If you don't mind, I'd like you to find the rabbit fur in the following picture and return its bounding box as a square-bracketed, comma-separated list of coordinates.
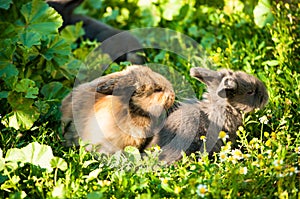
[61, 65, 175, 154]
[46, 0, 144, 64]
[145, 67, 269, 163]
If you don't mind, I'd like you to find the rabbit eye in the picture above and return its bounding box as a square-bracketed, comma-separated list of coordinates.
[247, 90, 255, 95]
[154, 87, 163, 92]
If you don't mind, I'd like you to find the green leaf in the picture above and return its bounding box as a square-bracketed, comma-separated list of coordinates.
[162, 0, 183, 20]
[50, 157, 68, 171]
[0, 39, 18, 83]
[42, 36, 71, 66]
[60, 22, 84, 44]
[51, 184, 66, 199]
[87, 192, 104, 199]
[4, 92, 40, 130]
[124, 146, 142, 163]
[0, 0, 12, 10]
[41, 82, 70, 100]
[20, 0, 62, 35]
[9, 191, 27, 199]
[0, 148, 4, 172]
[5, 109, 38, 130]
[85, 168, 102, 182]
[154, 51, 166, 62]
[0, 38, 15, 54]
[34, 100, 50, 115]
[19, 31, 41, 48]
[175, 4, 190, 20]
[5, 142, 54, 172]
[0, 158, 4, 172]
[262, 60, 279, 67]
[161, 182, 174, 193]
[62, 58, 83, 77]
[0, 22, 17, 40]
[0, 91, 8, 98]
[201, 33, 216, 49]
[224, 0, 244, 14]
[1, 176, 20, 191]
[14, 79, 39, 99]
[0, 63, 18, 80]
[140, 7, 160, 27]
[253, 0, 274, 28]
[82, 160, 98, 168]
[188, 25, 199, 37]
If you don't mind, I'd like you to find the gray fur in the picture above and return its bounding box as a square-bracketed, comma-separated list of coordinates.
[145, 67, 269, 163]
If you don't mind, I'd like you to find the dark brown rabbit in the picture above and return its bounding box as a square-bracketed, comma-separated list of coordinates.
[46, 0, 144, 64]
[145, 67, 269, 163]
[61, 65, 175, 154]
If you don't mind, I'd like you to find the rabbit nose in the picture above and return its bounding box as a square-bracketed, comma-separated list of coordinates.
[168, 92, 175, 101]
[165, 92, 175, 108]
[223, 77, 237, 89]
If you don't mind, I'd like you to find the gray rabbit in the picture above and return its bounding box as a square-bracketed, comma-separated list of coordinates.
[145, 67, 269, 163]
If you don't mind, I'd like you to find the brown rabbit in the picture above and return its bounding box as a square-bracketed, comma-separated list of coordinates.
[145, 67, 269, 163]
[61, 65, 175, 154]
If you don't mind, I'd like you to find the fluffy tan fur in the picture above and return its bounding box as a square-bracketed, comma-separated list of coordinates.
[61, 65, 175, 154]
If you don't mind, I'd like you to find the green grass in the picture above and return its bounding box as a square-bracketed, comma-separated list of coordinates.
[0, 0, 299, 198]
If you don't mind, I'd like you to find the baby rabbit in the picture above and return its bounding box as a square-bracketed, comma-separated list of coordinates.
[46, 0, 144, 64]
[61, 65, 175, 154]
[145, 67, 269, 163]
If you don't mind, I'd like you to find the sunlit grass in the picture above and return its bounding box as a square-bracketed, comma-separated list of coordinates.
[0, 0, 299, 198]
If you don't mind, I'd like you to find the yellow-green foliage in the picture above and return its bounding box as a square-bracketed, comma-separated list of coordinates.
[0, 0, 299, 198]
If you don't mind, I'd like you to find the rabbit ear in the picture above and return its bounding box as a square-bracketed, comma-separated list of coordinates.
[95, 74, 136, 96]
[217, 77, 237, 98]
[190, 67, 220, 85]
[96, 78, 119, 95]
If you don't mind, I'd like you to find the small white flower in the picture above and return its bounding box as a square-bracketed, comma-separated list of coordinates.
[221, 142, 232, 153]
[273, 159, 284, 171]
[249, 138, 259, 144]
[228, 156, 238, 164]
[265, 150, 273, 157]
[295, 147, 300, 154]
[99, 180, 111, 187]
[219, 151, 227, 162]
[196, 184, 208, 197]
[259, 115, 269, 124]
[200, 136, 207, 142]
[160, 178, 169, 184]
[288, 167, 299, 176]
[273, 159, 283, 166]
[218, 131, 229, 142]
[232, 149, 243, 160]
[252, 161, 260, 168]
[239, 167, 248, 175]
